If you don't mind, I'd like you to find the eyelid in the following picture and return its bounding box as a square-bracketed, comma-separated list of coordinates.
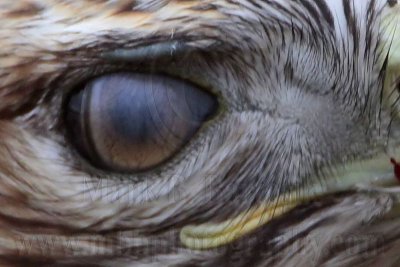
[100, 40, 190, 62]
[98, 41, 222, 98]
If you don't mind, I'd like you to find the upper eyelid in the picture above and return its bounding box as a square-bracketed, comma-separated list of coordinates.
[57, 38, 224, 114]
[98, 36, 225, 64]
[100, 40, 191, 62]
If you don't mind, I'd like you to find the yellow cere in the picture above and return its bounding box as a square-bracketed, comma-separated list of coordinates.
[180, 198, 299, 250]
[382, 3, 400, 117]
[383, 3, 400, 68]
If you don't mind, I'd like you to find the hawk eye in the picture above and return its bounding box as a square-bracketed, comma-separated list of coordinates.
[66, 73, 218, 172]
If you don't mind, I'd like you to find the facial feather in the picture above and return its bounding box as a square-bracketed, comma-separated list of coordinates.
[0, 0, 400, 266]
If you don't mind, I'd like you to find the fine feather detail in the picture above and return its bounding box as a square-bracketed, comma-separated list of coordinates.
[0, 1, 400, 266]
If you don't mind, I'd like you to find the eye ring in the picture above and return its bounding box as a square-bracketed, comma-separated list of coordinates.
[65, 72, 218, 173]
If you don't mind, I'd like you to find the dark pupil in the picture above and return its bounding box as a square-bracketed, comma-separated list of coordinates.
[67, 73, 217, 172]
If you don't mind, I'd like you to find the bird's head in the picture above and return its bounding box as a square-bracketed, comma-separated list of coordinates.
[1, 1, 400, 266]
